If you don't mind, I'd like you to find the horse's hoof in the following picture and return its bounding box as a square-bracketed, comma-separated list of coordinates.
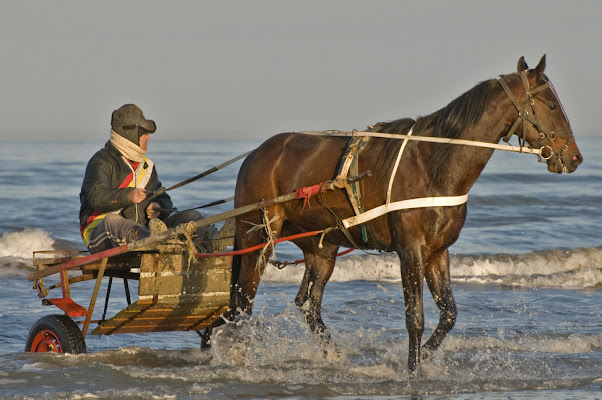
[200, 338, 211, 350]
[198, 329, 212, 350]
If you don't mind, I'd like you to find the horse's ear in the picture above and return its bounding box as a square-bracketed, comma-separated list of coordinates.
[517, 56, 528, 71]
[534, 54, 547, 78]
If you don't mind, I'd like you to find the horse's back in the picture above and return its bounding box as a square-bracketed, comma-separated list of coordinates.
[235, 133, 349, 206]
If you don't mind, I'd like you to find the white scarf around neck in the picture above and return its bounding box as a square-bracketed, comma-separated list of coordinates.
[110, 130, 147, 162]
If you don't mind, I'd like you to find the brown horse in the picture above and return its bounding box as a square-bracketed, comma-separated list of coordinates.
[227, 55, 582, 371]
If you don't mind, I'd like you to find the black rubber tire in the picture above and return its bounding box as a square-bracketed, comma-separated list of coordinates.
[25, 314, 87, 354]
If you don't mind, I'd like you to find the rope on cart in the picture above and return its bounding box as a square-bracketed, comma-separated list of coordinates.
[194, 228, 356, 268]
[270, 248, 355, 269]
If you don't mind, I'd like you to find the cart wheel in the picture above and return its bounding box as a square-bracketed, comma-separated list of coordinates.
[25, 315, 87, 354]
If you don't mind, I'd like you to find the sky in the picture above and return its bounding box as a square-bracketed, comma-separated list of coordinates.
[1, 1, 600, 141]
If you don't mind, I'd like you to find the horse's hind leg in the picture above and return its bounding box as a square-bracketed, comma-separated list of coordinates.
[293, 236, 339, 337]
[423, 249, 457, 352]
[230, 208, 284, 316]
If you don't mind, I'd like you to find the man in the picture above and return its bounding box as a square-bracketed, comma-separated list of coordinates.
[79, 103, 215, 253]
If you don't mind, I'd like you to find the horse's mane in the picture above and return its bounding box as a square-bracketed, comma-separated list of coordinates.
[372, 79, 496, 185]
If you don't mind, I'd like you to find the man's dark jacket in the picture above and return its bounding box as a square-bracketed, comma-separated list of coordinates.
[79, 142, 173, 230]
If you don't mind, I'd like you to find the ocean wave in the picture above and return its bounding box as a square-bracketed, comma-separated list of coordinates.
[0, 228, 55, 258]
[0, 229, 56, 277]
[451, 247, 602, 289]
[263, 247, 602, 289]
[2, 228, 600, 289]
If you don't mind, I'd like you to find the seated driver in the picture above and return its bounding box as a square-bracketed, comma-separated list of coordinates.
[79, 103, 215, 253]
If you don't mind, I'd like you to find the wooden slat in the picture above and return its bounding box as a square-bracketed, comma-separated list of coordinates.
[89, 243, 232, 336]
[92, 304, 228, 334]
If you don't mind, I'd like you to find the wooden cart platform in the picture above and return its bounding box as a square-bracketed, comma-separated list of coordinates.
[91, 250, 231, 335]
[26, 229, 233, 353]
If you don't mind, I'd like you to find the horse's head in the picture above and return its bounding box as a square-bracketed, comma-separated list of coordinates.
[499, 55, 583, 173]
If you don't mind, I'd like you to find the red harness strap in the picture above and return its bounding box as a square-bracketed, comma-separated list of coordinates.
[295, 183, 325, 214]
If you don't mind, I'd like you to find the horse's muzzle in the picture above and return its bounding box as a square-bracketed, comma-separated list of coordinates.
[549, 151, 583, 173]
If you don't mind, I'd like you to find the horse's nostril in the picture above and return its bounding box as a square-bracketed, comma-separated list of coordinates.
[572, 154, 583, 165]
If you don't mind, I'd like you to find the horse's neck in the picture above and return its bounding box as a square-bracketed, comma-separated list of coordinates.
[434, 86, 517, 195]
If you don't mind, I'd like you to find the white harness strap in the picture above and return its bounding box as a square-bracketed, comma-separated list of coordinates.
[386, 125, 414, 205]
[342, 194, 468, 229]
[298, 130, 543, 156]
[316, 126, 467, 230]
[336, 135, 371, 219]
[291, 129, 544, 231]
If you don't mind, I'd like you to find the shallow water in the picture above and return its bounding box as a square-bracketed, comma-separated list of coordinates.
[0, 138, 600, 399]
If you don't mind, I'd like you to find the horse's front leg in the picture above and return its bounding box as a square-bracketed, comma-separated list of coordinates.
[424, 248, 457, 352]
[293, 237, 339, 338]
[398, 245, 426, 372]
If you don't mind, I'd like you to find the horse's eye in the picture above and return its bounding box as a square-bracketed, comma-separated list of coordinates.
[548, 103, 558, 110]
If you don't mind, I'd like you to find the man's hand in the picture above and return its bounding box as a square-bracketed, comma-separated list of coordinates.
[146, 202, 161, 219]
[128, 188, 147, 204]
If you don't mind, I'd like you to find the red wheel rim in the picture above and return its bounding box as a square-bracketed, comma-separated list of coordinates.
[30, 330, 62, 353]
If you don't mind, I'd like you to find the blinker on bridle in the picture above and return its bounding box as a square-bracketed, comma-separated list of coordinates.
[498, 70, 573, 161]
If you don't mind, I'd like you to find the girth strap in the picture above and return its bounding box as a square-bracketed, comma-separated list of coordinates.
[342, 194, 469, 229]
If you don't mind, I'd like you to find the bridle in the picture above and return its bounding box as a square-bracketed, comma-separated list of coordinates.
[498, 70, 574, 160]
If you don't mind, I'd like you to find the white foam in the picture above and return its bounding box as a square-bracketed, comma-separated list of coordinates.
[441, 333, 602, 355]
[71, 394, 100, 399]
[452, 247, 602, 289]
[0, 229, 55, 259]
[4, 226, 599, 289]
[262, 252, 402, 284]
[0, 229, 56, 276]
[262, 247, 602, 289]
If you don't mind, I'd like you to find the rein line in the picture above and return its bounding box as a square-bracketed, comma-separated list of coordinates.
[148, 150, 252, 202]
[153, 120, 543, 210]
[296, 130, 544, 156]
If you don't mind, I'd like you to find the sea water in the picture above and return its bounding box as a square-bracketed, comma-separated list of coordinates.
[0, 137, 600, 399]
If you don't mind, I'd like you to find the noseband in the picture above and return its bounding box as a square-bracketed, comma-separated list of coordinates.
[498, 71, 573, 160]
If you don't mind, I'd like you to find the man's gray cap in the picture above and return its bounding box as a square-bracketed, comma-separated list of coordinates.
[111, 104, 156, 145]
